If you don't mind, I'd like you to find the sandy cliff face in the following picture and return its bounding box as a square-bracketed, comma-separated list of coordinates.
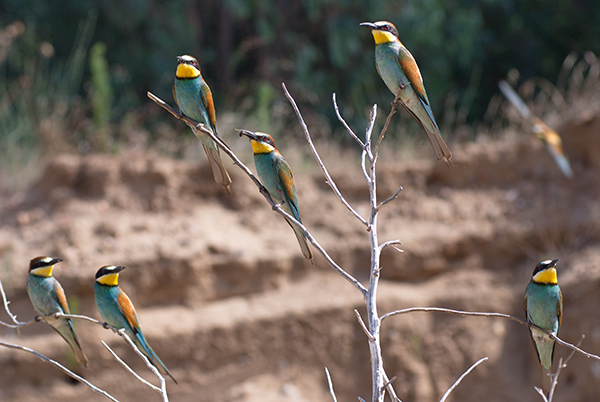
[1, 116, 600, 402]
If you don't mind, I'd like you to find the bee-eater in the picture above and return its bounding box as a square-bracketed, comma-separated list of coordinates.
[173, 54, 232, 195]
[94, 265, 177, 383]
[498, 80, 573, 178]
[239, 130, 313, 262]
[360, 21, 452, 165]
[524, 258, 563, 394]
[26, 256, 88, 368]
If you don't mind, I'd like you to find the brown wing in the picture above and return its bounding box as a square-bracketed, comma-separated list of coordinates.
[172, 85, 179, 108]
[54, 281, 70, 314]
[398, 51, 427, 102]
[117, 288, 140, 331]
[200, 79, 217, 131]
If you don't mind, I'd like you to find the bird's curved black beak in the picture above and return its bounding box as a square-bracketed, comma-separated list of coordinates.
[112, 265, 126, 274]
[360, 22, 377, 29]
[176, 56, 183, 64]
[238, 129, 257, 140]
[49, 258, 64, 265]
[550, 259, 559, 267]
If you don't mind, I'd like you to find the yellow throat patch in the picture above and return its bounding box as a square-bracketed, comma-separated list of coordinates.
[532, 267, 558, 285]
[250, 139, 275, 154]
[30, 265, 54, 278]
[97, 273, 120, 286]
[176, 63, 200, 79]
[372, 30, 397, 45]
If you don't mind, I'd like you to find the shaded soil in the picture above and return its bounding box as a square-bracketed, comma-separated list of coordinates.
[1, 115, 600, 402]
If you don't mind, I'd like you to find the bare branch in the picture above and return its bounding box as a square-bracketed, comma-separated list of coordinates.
[381, 307, 600, 361]
[376, 185, 403, 211]
[354, 309, 375, 341]
[439, 357, 488, 402]
[378, 240, 404, 253]
[374, 90, 401, 156]
[382, 371, 403, 402]
[282, 84, 368, 227]
[332, 93, 365, 148]
[0, 280, 35, 328]
[102, 341, 163, 394]
[543, 335, 584, 402]
[364, 106, 377, 158]
[0, 341, 120, 402]
[324, 367, 338, 402]
[148, 90, 368, 296]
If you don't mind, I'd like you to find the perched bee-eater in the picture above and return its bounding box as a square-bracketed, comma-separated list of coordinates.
[498, 80, 573, 178]
[173, 55, 232, 195]
[524, 258, 563, 394]
[94, 265, 177, 383]
[239, 130, 313, 262]
[26, 256, 88, 368]
[360, 21, 452, 165]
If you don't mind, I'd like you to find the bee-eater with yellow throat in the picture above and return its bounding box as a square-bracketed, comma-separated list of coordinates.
[27, 256, 88, 367]
[524, 258, 563, 394]
[94, 265, 177, 383]
[174, 55, 232, 195]
[239, 130, 313, 262]
[361, 21, 452, 164]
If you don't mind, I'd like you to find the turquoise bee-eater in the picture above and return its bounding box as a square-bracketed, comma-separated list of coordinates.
[360, 21, 452, 165]
[498, 80, 573, 178]
[26, 256, 88, 368]
[524, 258, 563, 394]
[239, 130, 313, 262]
[94, 265, 177, 383]
[173, 55, 232, 195]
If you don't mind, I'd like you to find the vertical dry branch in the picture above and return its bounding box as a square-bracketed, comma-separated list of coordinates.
[283, 84, 400, 402]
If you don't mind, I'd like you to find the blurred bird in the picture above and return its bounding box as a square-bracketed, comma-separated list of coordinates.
[360, 21, 452, 165]
[174, 54, 232, 195]
[239, 130, 313, 262]
[94, 265, 177, 383]
[498, 80, 573, 178]
[524, 258, 563, 395]
[26, 256, 88, 368]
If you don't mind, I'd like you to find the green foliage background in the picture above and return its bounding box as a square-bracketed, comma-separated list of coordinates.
[1, 0, 599, 158]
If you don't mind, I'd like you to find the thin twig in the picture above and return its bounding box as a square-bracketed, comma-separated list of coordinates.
[541, 335, 584, 402]
[0, 341, 119, 402]
[439, 357, 488, 402]
[354, 309, 375, 341]
[102, 341, 162, 393]
[324, 367, 338, 402]
[0, 280, 32, 328]
[332, 93, 365, 148]
[376, 185, 403, 211]
[374, 90, 402, 156]
[382, 371, 403, 402]
[382, 307, 600, 361]
[148, 90, 368, 296]
[378, 240, 404, 253]
[282, 84, 368, 227]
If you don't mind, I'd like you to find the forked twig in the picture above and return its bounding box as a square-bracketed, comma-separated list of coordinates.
[536, 336, 584, 402]
[282, 84, 369, 228]
[439, 357, 488, 402]
[148, 90, 368, 296]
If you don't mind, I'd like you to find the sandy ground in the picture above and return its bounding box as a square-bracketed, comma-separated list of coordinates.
[1, 114, 600, 402]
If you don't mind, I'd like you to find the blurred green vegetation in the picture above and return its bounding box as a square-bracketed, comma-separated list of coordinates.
[1, 0, 599, 172]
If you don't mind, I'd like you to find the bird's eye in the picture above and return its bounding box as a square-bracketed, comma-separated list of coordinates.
[383, 25, 389, 30]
